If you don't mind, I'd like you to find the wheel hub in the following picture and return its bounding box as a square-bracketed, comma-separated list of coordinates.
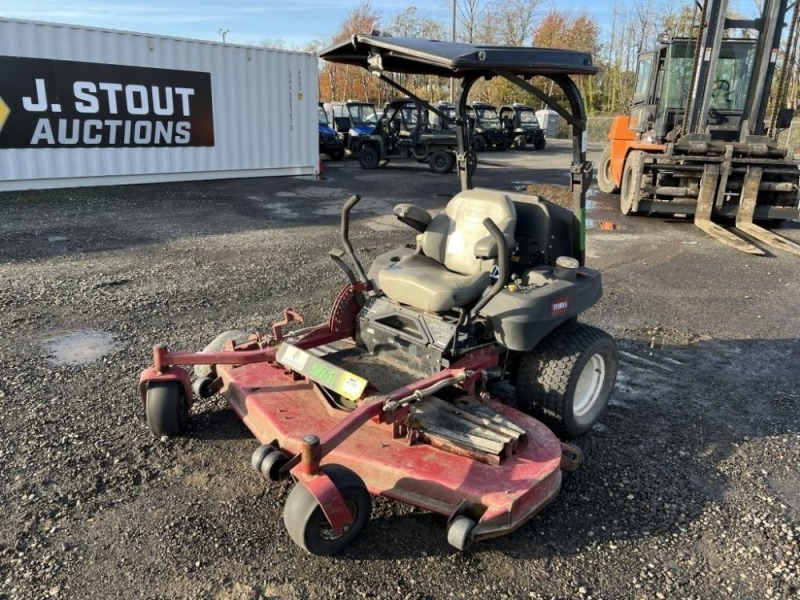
[573, 353, 606, 418]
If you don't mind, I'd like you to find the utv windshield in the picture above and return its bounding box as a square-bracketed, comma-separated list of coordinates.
[476, 107, 501, 128]
[519, 109, 540, 126]
[660, 39, 756, 112]
[347, 104, 378, 126]
[318, 106, 330, 125]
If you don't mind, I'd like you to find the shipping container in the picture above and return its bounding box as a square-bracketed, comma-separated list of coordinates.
[0, 18, 319, 191]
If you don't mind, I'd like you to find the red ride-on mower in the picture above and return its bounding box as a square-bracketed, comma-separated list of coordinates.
[138, 35, 617, 555]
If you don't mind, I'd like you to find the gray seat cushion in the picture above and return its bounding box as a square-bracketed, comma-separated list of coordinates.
[378, 188, 517, 313]
[378, 254, 491, 313]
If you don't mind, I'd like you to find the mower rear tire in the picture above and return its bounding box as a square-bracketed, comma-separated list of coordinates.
[516, 322, 618, 439]
[597, 146, 619, 193]
[260, 450, 289, 482]
[447, 516, 476, 551]
[145, 381, 188, 437]
[283, 464, 371, 556]
[194, 330, 251, 379]
[358, 146, 380, 170]
[429, 150, 455, 174]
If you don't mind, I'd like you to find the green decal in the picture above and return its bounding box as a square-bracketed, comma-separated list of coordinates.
[309, 361, 337, 386]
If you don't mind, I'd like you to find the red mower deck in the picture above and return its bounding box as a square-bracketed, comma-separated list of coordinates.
[217, 356, 565, 541]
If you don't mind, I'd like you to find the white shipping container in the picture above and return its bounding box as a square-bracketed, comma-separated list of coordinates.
[0, 18, 319, 191]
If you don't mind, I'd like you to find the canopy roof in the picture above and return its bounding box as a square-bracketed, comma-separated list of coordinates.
[319, 34, 597, 78]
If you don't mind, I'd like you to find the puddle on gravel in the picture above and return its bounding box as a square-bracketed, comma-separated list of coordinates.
[42, 330, 117, 366]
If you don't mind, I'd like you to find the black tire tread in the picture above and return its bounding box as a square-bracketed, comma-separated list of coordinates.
[145, 382, 188, 437]
[597, 146, 619, 194]
[516, 321, 617, 439]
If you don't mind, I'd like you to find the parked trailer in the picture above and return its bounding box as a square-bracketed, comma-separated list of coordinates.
[0, 19, 318, 191]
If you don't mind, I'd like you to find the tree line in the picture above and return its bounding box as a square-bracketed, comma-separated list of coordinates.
[300, 0, 799, 119]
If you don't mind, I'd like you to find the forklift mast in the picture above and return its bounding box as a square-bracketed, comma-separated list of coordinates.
[685, 0, 791, 138]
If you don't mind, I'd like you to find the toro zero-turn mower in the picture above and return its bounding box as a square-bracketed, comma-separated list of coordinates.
[138, 35, 618, 555]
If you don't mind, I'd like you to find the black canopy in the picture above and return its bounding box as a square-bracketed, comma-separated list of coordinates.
[319, 35, 597, 78]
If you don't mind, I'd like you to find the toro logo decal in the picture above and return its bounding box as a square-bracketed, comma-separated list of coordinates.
[0, 56, 214, 148]
[551, 296, 569, 317]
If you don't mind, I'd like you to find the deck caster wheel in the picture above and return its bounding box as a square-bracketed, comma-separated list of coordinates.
[145, 381, 188, 437]
[192, 376, 215, 399]
[283, 465, 371, 556]
[251, 444, 276, 472]
[447, 516, 476, 551]
[260, 450, 289, 481]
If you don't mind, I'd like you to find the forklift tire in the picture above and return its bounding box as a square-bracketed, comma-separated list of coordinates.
[516, 322, 618, 439]
[358, 146, 380, 170]
[447, 516, 477, 551]
[283, 464, 371, 556]
[194, 330, 251, 379]
[145, 382, 188, 437]
[597, 146, 619, 194]
[620, 151, 644, 215]
[429, 150, 456, 174]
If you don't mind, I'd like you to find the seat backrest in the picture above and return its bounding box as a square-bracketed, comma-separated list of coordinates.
[421, 188, 517, 276]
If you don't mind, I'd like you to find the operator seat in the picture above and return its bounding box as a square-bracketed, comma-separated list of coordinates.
[378, 189, 517, 313]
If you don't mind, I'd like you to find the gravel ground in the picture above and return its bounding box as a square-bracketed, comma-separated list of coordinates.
[1, 142, 798, 599]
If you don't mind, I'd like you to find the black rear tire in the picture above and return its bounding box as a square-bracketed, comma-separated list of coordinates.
[194, 330, 251, 379]
[145, 382, 188, 437]
[429, 149, 456, 174]
[533, 138, 546, 150]
[283, 464, 371, 555]
[516, 322, 618, 439]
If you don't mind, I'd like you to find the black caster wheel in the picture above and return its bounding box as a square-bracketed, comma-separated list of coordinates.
[447, 515, 476, 551]
[283, 464, 371, 555]
[145, 381, 188, 437]
[251, 444, 276, 472]
[192, 376, 215, 399]
[260, 450, 289, 481]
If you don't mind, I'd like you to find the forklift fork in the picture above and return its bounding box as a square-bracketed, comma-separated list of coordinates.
[693, 163, 764, 255]
[734, 166, 800, 257]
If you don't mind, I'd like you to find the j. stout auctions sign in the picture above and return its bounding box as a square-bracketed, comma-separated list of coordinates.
[0, 56, 214, 148]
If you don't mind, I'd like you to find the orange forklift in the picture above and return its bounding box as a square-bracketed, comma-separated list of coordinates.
[598, 0, 800, 255]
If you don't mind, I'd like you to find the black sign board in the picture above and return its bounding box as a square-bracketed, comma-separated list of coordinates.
[0, 56, 214, 148]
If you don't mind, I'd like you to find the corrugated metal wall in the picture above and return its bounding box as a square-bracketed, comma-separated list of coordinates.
[0, 18, 318, 190]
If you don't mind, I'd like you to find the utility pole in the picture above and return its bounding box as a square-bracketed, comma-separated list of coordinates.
[218, 28, 229, 43]
[449, 0, 456, 102]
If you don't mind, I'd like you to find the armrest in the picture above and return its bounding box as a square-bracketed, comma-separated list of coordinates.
[393, 203, 432, 233]
[474, 235, 498, 259]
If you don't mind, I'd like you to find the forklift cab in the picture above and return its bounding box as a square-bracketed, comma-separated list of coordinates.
[632, 37, 760, 142]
